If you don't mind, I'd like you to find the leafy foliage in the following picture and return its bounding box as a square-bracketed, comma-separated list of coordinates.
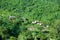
[0, 0, 60, 40]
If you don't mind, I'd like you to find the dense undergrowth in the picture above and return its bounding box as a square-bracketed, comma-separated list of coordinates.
[0, 0, 60, 40]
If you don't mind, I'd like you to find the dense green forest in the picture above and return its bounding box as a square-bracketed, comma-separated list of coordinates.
[0, 0, 60, 40]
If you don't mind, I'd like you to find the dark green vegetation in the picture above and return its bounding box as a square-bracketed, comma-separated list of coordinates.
[0, 0, 60, 40]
